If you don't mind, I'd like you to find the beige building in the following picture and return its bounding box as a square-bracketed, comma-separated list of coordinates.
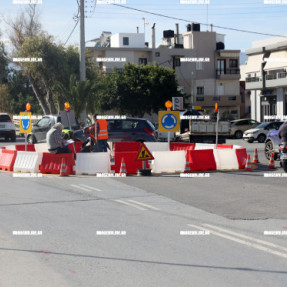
[88, 25, 241, 118]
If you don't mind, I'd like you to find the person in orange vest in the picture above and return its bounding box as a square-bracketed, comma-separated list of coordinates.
[88, 113, 109, 152]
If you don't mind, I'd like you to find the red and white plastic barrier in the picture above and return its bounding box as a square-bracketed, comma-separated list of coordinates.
[14, 151, 43, 173]
[150, 151, 186, 173]
[75, 152, 110, 175]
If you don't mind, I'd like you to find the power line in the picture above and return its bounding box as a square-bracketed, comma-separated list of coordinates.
[64, 0, 80, 45]
[111, 3, 287, 38]
[64, 19, 79, 45]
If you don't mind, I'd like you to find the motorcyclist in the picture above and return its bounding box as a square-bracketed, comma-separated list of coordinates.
[278, 121, 287, 145]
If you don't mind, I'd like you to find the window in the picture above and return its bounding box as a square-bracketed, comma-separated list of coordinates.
[196, 62, 204, 70]
[139, 58, 147, 65]
[249, 120, 258, 125]
[217, 59, 226, 74]
[196, 97, 204, 102]
[0, 115, 11, 122]
[155, 52, 160, 57]
[217, 84, 224, 96]
[197, 87, 204, 95]
[123, 37, 129, 46]
[228, 96, 236, 101]
[229, 59, 238, 68]
[37, 117, 51, 127]
[231, 110, 238, 115]
[121, 120, 139, 129]
[174, 58, 181, 67]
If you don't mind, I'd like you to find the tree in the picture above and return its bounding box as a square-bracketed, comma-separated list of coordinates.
[95, 63, 181, 117]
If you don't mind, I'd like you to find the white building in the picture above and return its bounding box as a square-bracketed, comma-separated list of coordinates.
[244, 36, 287, 122]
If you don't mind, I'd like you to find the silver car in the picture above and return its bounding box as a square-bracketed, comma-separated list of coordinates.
[243, 121, 283, 143]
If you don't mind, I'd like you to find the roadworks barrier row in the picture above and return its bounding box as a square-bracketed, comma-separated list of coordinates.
[1, 142, 247, 175]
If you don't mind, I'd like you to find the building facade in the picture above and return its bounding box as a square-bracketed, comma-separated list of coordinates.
[244, 36, 287, 122]
[88, 25, 241, 118]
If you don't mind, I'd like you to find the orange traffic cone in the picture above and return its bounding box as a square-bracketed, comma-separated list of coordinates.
[184, 159, 191, 173]
[119, 158, 127, 175]
[268, 152, 276, 170]
[60, 158, 68, 176]
[245, 154, 252, 171]
[252, 148, 260, 164]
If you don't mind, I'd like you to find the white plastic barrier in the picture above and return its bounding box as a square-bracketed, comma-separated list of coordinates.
[145, 142, 170, 153]
[150, 151, 186, 173]
[213, 149, 239, 170]
[194, 143, 216, 150]
[75, 152, 110, 175]
[5, 145, 16, 150]
[14, 151, 43, 173]
[34, 143, 49, 153]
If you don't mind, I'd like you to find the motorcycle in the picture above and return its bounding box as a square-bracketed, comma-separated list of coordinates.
[279, 143, 287, 172]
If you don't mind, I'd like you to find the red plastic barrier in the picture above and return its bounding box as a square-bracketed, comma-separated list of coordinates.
[114, 142, 141, 153]
[217, 144, 233, 149]
[0, 150, 17, 171]
[187, 149, 216, 172]
[113, 151, 150, 175]
[68, 142, 83, 153]
[170, 143, 195, 151]
[39, 153, 75, 175]
[0, 147, 6, 150]
[15, 144, 35, 152]
[235, 147, 247, 169]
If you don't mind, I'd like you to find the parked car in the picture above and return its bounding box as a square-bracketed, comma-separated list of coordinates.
[27, 113, 79, 144]
[264, 129, 282, 160]
[106, 117, 156, 142]
[0, 113, 16, 142]
[243, 121, 284, 143]
[230, 119, 260, 139]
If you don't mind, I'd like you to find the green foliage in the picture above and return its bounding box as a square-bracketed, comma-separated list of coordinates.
[95, 63, 181, 117]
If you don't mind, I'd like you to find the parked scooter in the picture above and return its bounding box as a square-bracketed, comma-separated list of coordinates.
[279, 143, 287, 172]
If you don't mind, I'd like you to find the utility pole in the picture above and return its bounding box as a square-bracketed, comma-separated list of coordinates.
[79, 0, 87, 123]
[80, 0, 86, 82]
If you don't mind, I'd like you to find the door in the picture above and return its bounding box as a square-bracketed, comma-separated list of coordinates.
[34, 117, 53, 142]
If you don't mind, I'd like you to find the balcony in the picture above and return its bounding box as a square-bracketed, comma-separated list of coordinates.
[245, 76, 263, 90]
[265, 72, 287, 88]
[194, 95, 241, 107]
[216, 69, 240, 80]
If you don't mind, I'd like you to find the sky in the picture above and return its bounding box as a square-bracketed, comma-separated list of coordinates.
[0, 0, 287, 52]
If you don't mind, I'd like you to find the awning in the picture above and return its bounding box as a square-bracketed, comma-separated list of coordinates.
[245, 54, 264, 74]
[264, 50, 287, 71]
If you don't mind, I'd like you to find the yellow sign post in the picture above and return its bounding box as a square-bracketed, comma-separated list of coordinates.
[19, 112, 32, 134]
[158, 111, 180, 133]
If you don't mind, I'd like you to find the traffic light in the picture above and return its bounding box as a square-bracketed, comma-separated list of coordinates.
[214, 103, 218, 114]
[26, 103, 31, 112]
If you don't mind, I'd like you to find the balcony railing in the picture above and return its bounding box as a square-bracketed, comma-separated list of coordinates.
[245, 76, 262, 83]
[216, 69, 240, 76]
[266, 72, 287, 81]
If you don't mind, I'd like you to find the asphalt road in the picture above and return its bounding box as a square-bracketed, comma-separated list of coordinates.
[0, 138, 286, 286]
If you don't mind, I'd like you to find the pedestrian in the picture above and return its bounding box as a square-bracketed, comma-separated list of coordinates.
[88, 114, 109, 152]
[47, 123, 72, 154]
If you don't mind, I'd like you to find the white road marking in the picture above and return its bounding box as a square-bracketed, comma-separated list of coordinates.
[78, 184, 102, 191]
[127, 200, 159, 210]
[188, 224, 287, 260]
[203, 224, 287, 253]
[114, 200, 146, 211]
[70, 184, 91, 192]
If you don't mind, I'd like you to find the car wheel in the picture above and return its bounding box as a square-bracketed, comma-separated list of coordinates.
[4, 137, 9, 142]
[247, 139, 254, 143]
[257, 134, 266, 143]
[264, 140, 273, 160]
[27, 135, 36, 144]
[234, 130, 243, 139]
[10, 135, 16, 142]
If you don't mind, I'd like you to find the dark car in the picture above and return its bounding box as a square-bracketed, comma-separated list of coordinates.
[27, 112, 79, 144]
[106, 117, 156, 142]
[0, 113, 16, 142]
